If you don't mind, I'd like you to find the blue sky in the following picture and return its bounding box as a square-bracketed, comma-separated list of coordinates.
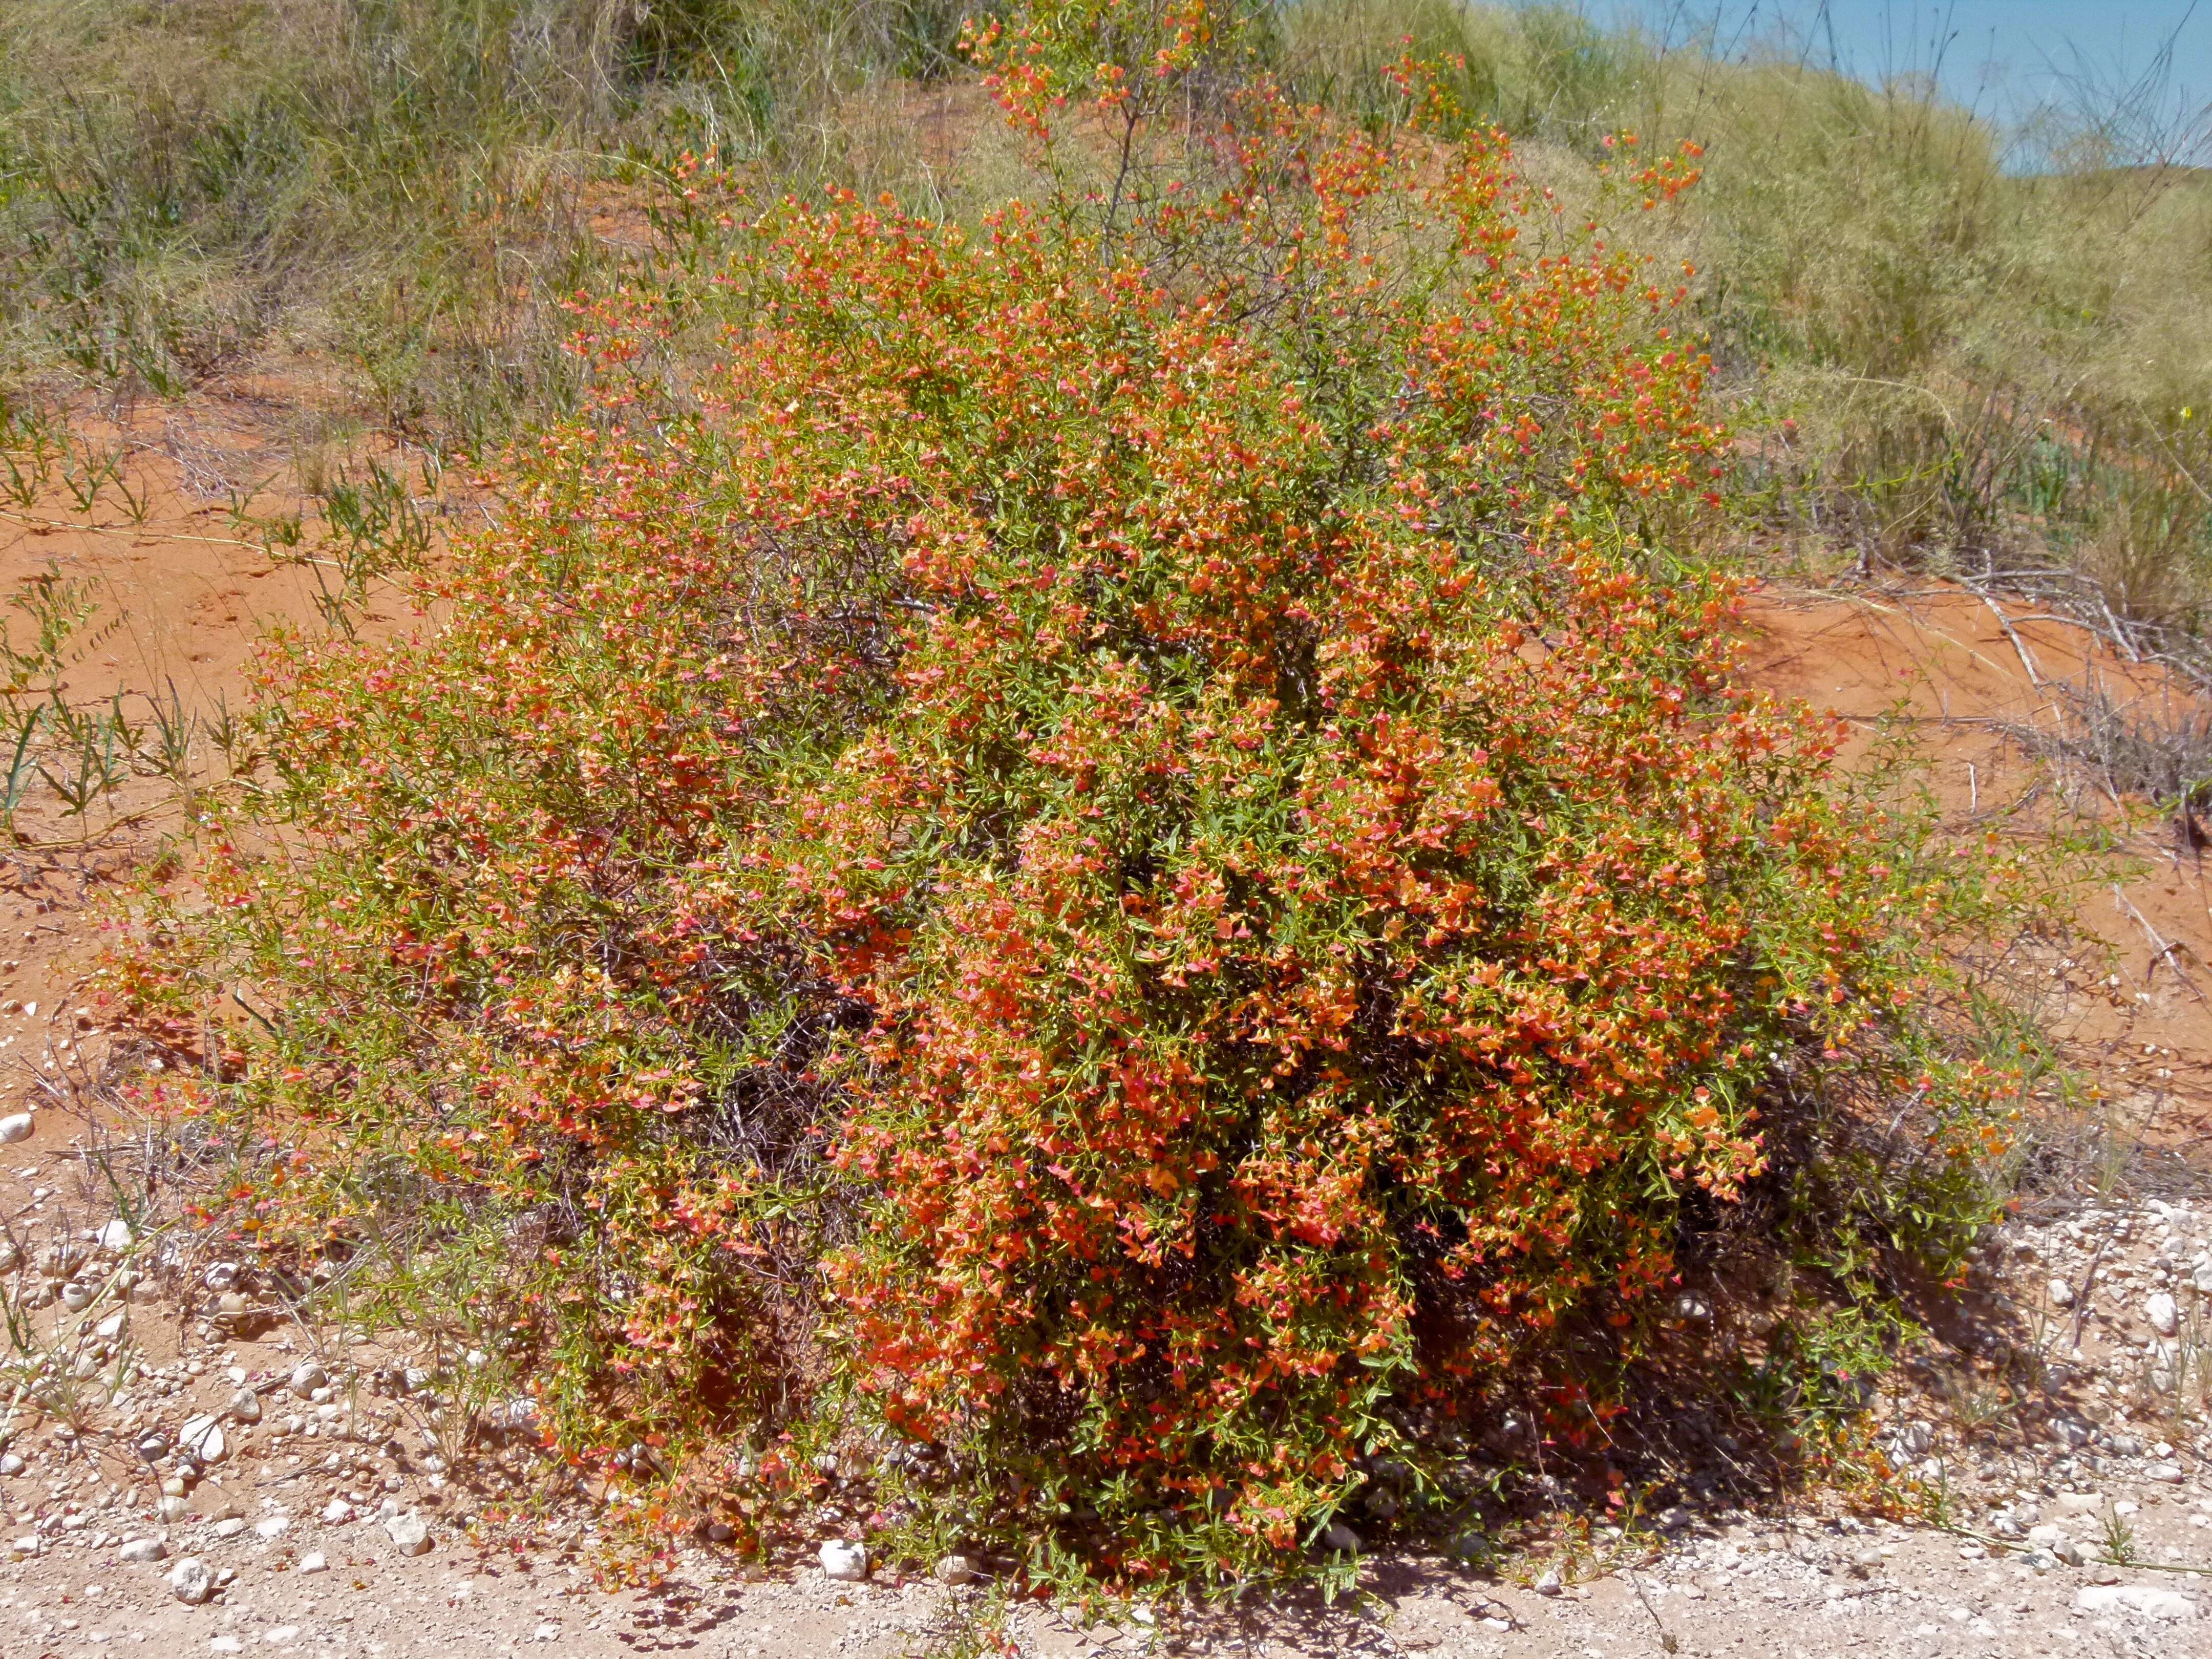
[1578, 3, 2212, 156]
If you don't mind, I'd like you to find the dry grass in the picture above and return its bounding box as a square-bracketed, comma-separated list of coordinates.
[5, 0, 2212, 643]
[0, 0, 986, 446]
[1276, 4, 2212, 647]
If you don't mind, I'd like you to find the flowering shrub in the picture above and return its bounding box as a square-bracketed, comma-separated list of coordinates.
[113, 1, 2023, 1581]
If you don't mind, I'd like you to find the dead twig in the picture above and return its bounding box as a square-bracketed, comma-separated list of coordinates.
[2111, 883, 2206, 1003]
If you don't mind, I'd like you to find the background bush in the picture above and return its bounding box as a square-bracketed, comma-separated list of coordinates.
[10, 3, 2212, 636]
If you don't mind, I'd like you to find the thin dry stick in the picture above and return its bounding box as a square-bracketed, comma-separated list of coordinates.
[1934, 1518, 2212, 1578]
[0, 505, 263, 553]
[2067, 1232, 2111, 1353]
[1619, 1565, 1679, 1653]
[1968, 585, 2046, 688]
[2111, 883, 2207, 1003]
[2097, 592, 2143, 664]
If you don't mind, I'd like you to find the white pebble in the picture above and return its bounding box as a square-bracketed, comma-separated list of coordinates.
[179, 1416, 226, 1465]
[2076, 1585, 2197, 1620]
[169, 1556, 215, 1604]
[2147, 1292, 2180, 1337]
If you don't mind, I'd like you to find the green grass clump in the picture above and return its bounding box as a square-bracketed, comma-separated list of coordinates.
[0, 0, 975, 443]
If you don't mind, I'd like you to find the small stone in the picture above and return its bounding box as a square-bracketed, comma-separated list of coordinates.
[288, 1362, 327, 1400]
[2146, 1462, 2185, 1484]
[932, 1554, 978, 1585]
[169, 1556, 216, 1604]
[0, 1113, 31, 1144]
[253, 1516, 289, 1540]
[117, 1537, 167, 1564]
[58, 1281, 92, 1311]
[2147, 1292, 2180, 1337]
[2076, 1585, 2197, 1620]
[212, 1519, 246, 1539]
[94, 1220, 132, 1253]
[819, 1539, 868, 1581]
[0, 1453, 19, 1477]
[384, 1512, 431, 1556]
[1534, 1568, 1564, 1596]
[156, 1497, 188, 1523]
[9, 1536, 41, 1560]
[1851, 1547, 1884, 1577]
[321, 1499, 354, 1524]
[229, 1389, 261, 1425]
[297, 1552, 327, 1575]
[95, 1311, 124, 1339]
[213, 1290, 253, 1327]
[178, 1416, 226, 1465]
[2048, 1278, 2076, 1308]
[1322, 1521, 1360, 1555]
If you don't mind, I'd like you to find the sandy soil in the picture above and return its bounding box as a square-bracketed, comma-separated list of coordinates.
[0, 1187, 2203, 1659]
[0, 400, 2206, 1655]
